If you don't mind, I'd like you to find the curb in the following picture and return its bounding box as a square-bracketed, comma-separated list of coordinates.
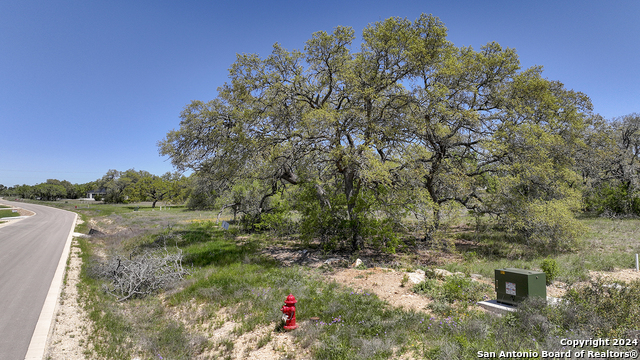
[24, 211, 78, 360]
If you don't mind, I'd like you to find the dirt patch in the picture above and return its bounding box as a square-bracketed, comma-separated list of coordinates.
[589, 268, 640, 283]
[15, 207, 35, 216]
[196, 323, 307, 360]
[329, 267, 433, 312]
[159, 299, 309, 360]
[545, 269, 640, 299]
[46, 240, 92, 359]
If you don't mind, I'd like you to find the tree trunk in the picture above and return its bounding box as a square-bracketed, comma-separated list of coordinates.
[344, 168, 363, 252]
[423, 206, 441, 243]
[152, 200, 157, 208]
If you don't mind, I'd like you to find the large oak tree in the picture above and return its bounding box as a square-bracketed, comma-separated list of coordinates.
[160, 14, 592, 251]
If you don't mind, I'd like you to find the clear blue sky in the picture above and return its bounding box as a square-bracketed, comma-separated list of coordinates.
[1, 0, 638, 186]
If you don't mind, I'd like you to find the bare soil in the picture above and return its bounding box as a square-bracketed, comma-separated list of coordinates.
[329, 267, 434, 312]
[46, 240, 92, 359]
[589, 268, 640, 283]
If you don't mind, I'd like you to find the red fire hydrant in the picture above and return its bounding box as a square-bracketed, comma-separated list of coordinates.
[280, 294, 298, 330]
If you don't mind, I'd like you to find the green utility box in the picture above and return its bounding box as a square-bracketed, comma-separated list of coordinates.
[495, 268, 546, 306]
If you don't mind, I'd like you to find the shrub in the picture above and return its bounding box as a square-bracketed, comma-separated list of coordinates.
[412, 279, 438, 296]
[561, 279, 640, 337]
[252, 203, 298, 236]
[296, 182, 405, 253]
[427, 300, 455, 317]
[413, 276, 491, 305]
[441, 275, 489, 304]
[424, 268, 445, 280]
[504, 199, 585, 252]
[541, 257, 559, 285]
[585, 182, 640, 216]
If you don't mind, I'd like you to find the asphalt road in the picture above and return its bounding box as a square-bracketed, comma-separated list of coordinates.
[0, 200, 76, 360]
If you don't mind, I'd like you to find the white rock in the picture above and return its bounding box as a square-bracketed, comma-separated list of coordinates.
[407, 271, 426, 284]
[353, 258, 363, 268]
[434, 268, 453, 278]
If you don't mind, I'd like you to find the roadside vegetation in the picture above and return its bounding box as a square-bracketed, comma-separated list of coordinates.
[23, 199, 640, 359]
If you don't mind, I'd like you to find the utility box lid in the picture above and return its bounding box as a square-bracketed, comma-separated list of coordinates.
[495, 268, 546, 306]
[497, 268, 544, 276]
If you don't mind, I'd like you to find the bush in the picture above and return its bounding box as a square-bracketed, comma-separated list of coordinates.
[413, 278, 438, 296]
[296, 182, 405, 253]
[561, 279, 640, 337]
[413, 275, 491, 305]
[541, 257, 559, 285]
[585, 182, 640, 216]
[441, 276, 490, 304]
[252, 202, 298, 236]
[504, 199, 585, 252]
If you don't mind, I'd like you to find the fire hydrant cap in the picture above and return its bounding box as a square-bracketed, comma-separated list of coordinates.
[285, 294, 297, 305]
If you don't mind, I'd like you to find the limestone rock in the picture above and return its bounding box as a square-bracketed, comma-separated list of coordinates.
[407, 269, 426, 284]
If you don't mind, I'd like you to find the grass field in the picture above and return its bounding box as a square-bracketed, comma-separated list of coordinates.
[27, 200, 640, 359]
[0, 209, 20, 218]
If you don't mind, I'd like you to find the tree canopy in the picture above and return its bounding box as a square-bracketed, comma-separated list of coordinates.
[161, 14, 594, 252]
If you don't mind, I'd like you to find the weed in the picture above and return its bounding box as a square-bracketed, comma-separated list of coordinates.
[256, 332, 272, 349]
[428, 300, 455, 317]
[219, 338, 234, 353]
[463, 251, 477, 262]
[413, 276, 491, 306]
[412, 279, 438, 295]
[561, 279, 640, 337]
[400, 274, 409, 287]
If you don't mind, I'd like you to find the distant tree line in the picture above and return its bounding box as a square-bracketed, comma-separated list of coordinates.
[158, 14, 640, 253]
[0, 169, 189, 208]
[1, 179, 92, 202]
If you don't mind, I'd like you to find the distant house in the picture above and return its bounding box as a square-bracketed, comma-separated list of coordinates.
[86, 189, 107, 200]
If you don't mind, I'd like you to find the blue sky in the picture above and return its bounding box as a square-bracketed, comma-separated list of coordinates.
[1, 0, 638, 186]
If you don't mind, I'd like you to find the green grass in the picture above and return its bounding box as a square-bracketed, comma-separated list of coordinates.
[449, 215, 640, 285]
[0, 209, 20, 218]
